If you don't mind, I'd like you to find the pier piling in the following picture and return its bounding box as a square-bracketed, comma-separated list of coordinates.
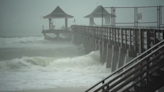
[72, 25, 164, 73]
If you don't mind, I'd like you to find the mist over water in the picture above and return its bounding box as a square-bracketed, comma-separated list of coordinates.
[0, 0, 163, 91]
[0, 35, 110, 91]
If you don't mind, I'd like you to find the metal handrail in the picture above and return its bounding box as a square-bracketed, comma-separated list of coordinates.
[71, 25, 164, 91]
[123, 55, 164, 92]
[99, 45, 164, 92]
[93, 41, 164, 92]
[85, 40, 164, 92]
[72, 25, 164, 90]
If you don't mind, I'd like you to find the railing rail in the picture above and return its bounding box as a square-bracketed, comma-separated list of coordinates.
[93, 40, 164, 92]
[85, 40, 164, 92]
[72, 25, 164, 92]
[72, 25, 164, 53]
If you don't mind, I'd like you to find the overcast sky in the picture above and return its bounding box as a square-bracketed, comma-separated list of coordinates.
[0, 0, 163, 34]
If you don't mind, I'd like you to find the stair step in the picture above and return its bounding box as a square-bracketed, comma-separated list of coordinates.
[153, 72, 160, 77]
[134, 85, 140, 91]
[160, 67, 164, 71]
[139, 85, 149, 92]
[157, 70, 164, 75]
[123, 90, 130, 92]
[140, 80, 147, 86]
[124, 89, 138, 92]
[102, 89, 108, 92]
[149, 74, 157, 81]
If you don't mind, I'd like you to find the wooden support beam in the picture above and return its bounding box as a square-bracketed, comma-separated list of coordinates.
[65, 18, 68, 29]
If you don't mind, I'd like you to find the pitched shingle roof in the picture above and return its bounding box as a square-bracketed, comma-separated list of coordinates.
[43, 6, 73, 18]
[84, 5, 116, 18]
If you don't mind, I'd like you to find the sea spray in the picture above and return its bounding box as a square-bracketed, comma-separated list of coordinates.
[0, 51, 111, 91]
[0, 51, 103, 72]
[0, 37, 44, 44]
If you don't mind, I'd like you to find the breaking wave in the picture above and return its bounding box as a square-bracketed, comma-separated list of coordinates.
[0, 36, 44, 44]
[0, 36, 74, 48]
[0, 51, 111, 91]
[0, 51, 107, 73]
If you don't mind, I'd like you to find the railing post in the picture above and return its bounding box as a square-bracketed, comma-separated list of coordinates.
[129, 28, 132, 50]
[121, 28, 123, 47]
[139, 29, 143, 54]
[146, 28, 151, 83]
[109, 28, 111, 44]
[125, 29, 127, 49]
[117, 28, 119, 46]
[114, 28, 116, 45]
[111, 28, 113, 44]
[107, 27, 109, 42]
[146, 29, 151, 50]
[134, 29, 139, 52]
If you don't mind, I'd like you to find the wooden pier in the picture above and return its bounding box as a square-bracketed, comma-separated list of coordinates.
[41, 5, 164, 92]
[71, 5, 164, 92]
[72, 25, 164, 71]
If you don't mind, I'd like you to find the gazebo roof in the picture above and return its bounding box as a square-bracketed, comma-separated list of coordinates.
[43, 6, 73, 19]
[84, 5, 116, 18]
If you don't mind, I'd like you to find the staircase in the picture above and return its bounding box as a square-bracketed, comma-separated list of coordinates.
[85, 40, 164, 92]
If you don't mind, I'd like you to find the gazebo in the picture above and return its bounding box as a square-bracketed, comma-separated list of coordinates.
[84, 5, 116, 26]
[42, 6, 73, 40]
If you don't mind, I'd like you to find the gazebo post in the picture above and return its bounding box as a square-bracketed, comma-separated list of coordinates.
[111, 7, 116, 27]
[89, 18, 94, 26]
[49, 18, 52, 30]
[65, 18, 68, 29]
[105, 18, 110, 26]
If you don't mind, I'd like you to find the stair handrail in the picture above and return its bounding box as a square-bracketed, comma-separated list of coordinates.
[85, 40, 164, 92]
[122, 52, 164, 92]
[94, 41, 164, 92]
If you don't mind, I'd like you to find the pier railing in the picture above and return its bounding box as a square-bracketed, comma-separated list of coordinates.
[72, 25, 164, 91]
[72, 25, 164, 53]
[104, 6, 164, 28]
[89, 39, 164, 92]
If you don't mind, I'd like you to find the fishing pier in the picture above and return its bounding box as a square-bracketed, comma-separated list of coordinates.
[42, 5, 164, 92]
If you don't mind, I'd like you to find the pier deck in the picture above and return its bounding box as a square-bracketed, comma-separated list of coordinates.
[42, 29, 72, 34]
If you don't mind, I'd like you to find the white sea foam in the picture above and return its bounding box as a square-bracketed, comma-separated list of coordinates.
[0, 36, 44, 44]
[0, 51, 111, 91]
[0, 37, 47, 48]
[0, 36, 76, 49]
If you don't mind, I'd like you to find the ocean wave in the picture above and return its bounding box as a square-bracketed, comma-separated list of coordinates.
[0, 51, 107, 73]
[0, 36, 45, 44]
[0, 51, 111, 91]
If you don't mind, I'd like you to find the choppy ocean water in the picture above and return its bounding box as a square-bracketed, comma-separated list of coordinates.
[0, 36, 111, 91]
